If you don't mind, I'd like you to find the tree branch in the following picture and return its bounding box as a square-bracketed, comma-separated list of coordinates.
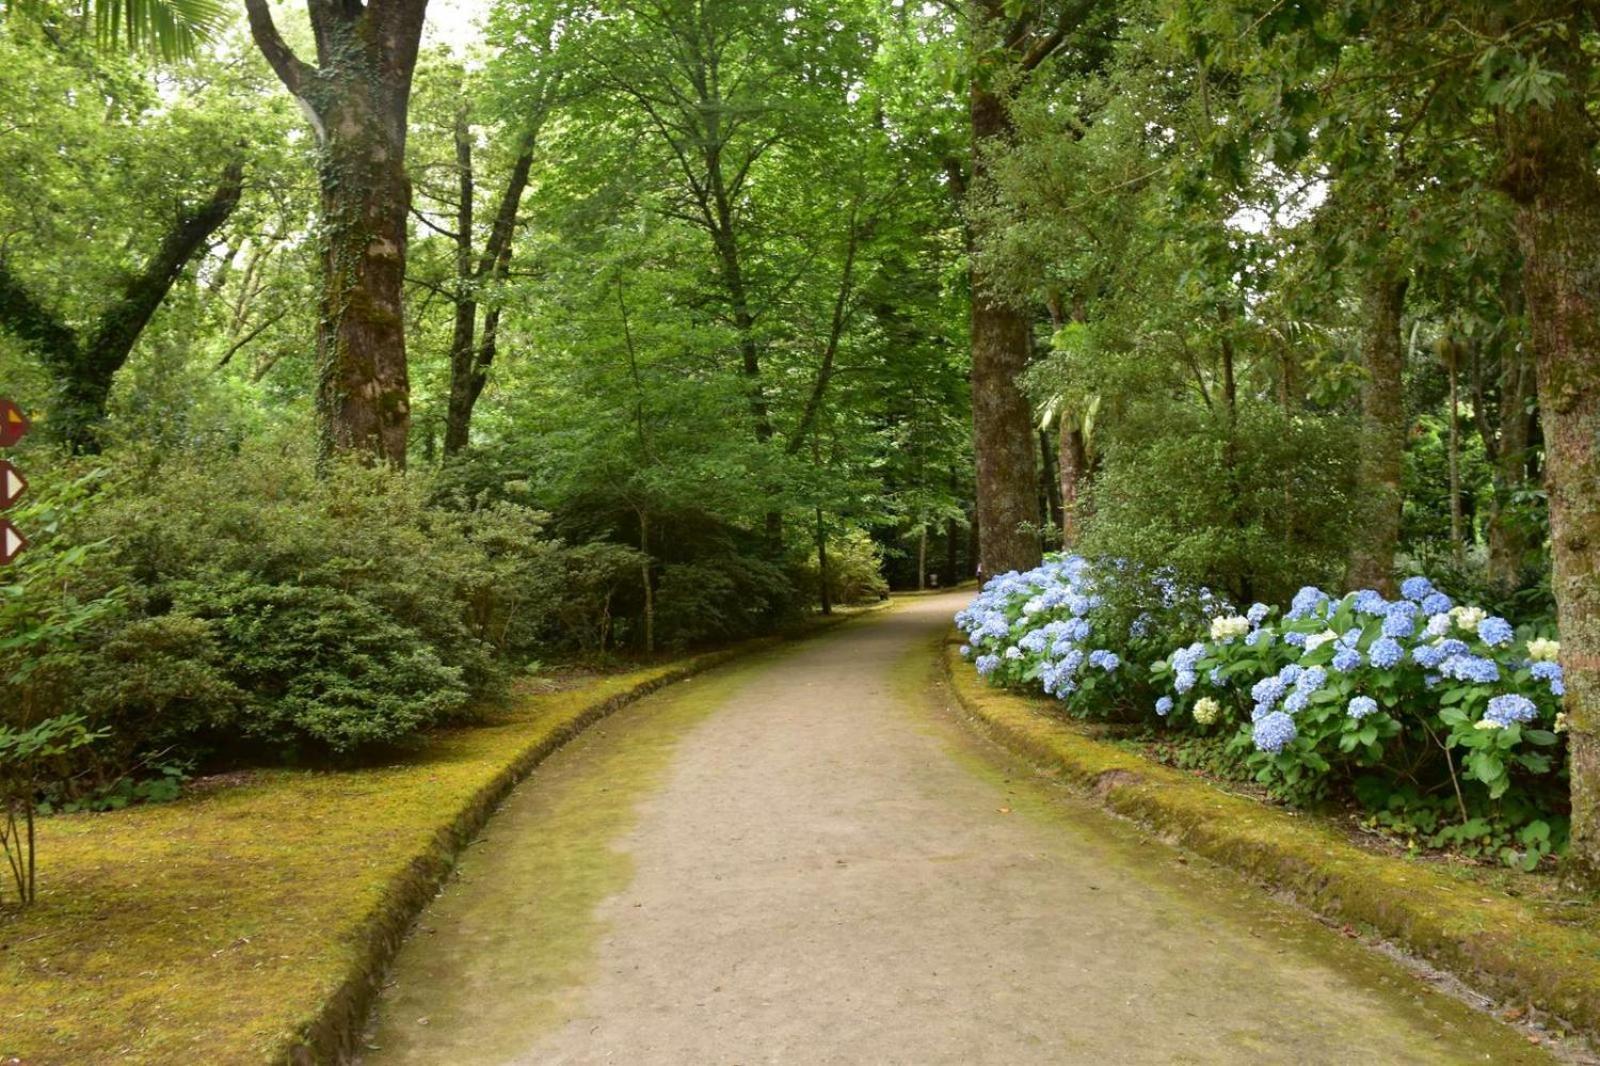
[243, 0, 316, 98]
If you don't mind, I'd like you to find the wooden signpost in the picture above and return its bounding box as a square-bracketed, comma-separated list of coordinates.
[0, 397, 27, 565]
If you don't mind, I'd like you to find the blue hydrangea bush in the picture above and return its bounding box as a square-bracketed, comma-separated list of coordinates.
[954, 555, 1228, 718]
[958, 566, 1568, 868]
[1146, 576, 1566, 866]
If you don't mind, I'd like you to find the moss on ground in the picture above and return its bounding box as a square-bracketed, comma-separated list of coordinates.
[941, 632, 1600, 1042]
[0, 613, 875, 1066]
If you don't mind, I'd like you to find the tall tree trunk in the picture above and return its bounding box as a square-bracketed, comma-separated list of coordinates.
[1058, 420, 1087, 548]
[1346, 262, 1410, 594]
[1039, 428, 1063, 541]
[1477, 341, 1538, 589]
[1499, 68, 1600, 879]
[246, 0, 427, 467]
[1448, 357, 1463, 563]
[444, 139, 536, 454]
[945, 514, 960, 586]
[815, 506, 832, 615]
[639, 508, 655, 654]
[969, 84, 1043, 577]
[917, 525, 928, 591]
[0, 162, 242, 453]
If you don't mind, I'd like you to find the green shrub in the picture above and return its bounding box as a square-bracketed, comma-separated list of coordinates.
[175, 579, 468, 755]
[794, 527, 890, 606]
[1078, 401, 1357, 604]
[656, 550, 796, 648]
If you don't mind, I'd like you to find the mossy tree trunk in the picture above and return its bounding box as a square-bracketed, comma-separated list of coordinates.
[246, 0, 428, 468]
[969, 80, 1042, 576]
[0, 161, 242, 453]
[1058, 417, 1087, 548]
[1346, 260, 1409, 595]
[1498, 53, 1600, 878]
[1472, 338, 1539, 590]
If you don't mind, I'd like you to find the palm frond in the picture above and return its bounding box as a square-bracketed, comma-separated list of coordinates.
[6, 0, 229, 61]
[95, 0, 228, 60]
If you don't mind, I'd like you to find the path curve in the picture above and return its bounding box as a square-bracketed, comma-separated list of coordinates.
[361, 593, 1547, 1065]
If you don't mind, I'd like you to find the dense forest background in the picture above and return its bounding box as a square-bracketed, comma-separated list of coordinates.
[3, 0, 1599, 871]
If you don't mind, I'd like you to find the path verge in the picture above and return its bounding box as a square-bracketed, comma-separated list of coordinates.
[0, 607, 877, 1066]
[941, 632, 1600, 1043]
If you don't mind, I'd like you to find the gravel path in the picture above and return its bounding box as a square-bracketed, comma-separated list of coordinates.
[361, 593, 1549, 1065]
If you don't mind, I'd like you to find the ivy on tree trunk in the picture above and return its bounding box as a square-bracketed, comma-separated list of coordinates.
[245, 0, 428, 468]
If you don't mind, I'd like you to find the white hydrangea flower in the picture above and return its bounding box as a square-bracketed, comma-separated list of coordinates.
[1556, 712, 1570, 734]
[1209, 615, 1251, 643]
[1305, 628, 1340, 652]
[1528, 637, 1561, 663]
[1193, 697, 1221, 725]
[1451, 605, 1487, 631]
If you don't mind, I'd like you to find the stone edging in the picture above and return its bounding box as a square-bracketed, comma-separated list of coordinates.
[284, 607, 882, 1064]
[940, 631, 1600, 1041]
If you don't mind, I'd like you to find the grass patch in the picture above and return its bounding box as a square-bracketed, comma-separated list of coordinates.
[941, 631, 1600, 1046]
[0, 611, 875, 1066]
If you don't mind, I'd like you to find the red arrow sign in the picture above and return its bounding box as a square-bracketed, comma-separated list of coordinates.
[0, 461, 22, 509]
[0, 519, 24, 565]
[0, 398, 28, 448]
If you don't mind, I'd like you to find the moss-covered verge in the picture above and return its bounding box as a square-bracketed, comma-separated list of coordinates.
[0, 610, 875, 1066]
[942, 631, 1600, 1042]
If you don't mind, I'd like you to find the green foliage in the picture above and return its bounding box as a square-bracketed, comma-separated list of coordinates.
[1078, 402, 1357, 604]
[796, 527, 890, 607]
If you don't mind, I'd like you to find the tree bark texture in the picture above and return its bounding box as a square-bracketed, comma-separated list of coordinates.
[969, 83, 1042, 577]
[1058, 420, 1087, 548]
[246, 0, 428, 467]
[1345, 264, 1409, 595]
[1499, 66, 1600, 878]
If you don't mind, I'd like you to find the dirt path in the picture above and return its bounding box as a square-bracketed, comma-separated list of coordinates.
[361, 593, 1550, 1065]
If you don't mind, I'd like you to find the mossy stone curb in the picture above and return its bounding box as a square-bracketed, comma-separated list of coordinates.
[286, 609, 879, 1064]
[942, 631, 1600, 1039]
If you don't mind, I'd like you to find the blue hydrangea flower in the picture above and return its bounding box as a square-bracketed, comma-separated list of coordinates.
[1088, 649, 1120, 672]
[1283, 631, 1308, 648]
[1478, 616, 1515, 648]
[1382, 604, 1417, 638]
[1421, 591, 1454, 615]
[1531, 660, 1564, 697]
[1440, 654, 1500, 684]
[1251, 675, 1288, 711]
[1279, 664, 1303, 685]
[1348, 695, 1378, 720]
[1412, 643, 1448, 669]
[975, 654, 1000, 676]
[1400, 576, 1436, 602]
[1209, 666, 1226, 688]
[1424, 613, 1452, 638]
[1156, 696, 1173, 717]
[1295, 666, 1327, 693]
[1283, 689, 1310, 714]
[1484, 694, 1537, 727]
[1352, 589, 1389, 616]
[1247, 602, 1269, 625]
[1332, 647, 1362, 673]
[1253, 711, 1298, 754]
[1287, 586, 1331, 621]
[1175, 670, 1197, 694]
[1245, 628, 1267, 647]
[959, 645, 972, 658]
[1369, 637, 1403, 670]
